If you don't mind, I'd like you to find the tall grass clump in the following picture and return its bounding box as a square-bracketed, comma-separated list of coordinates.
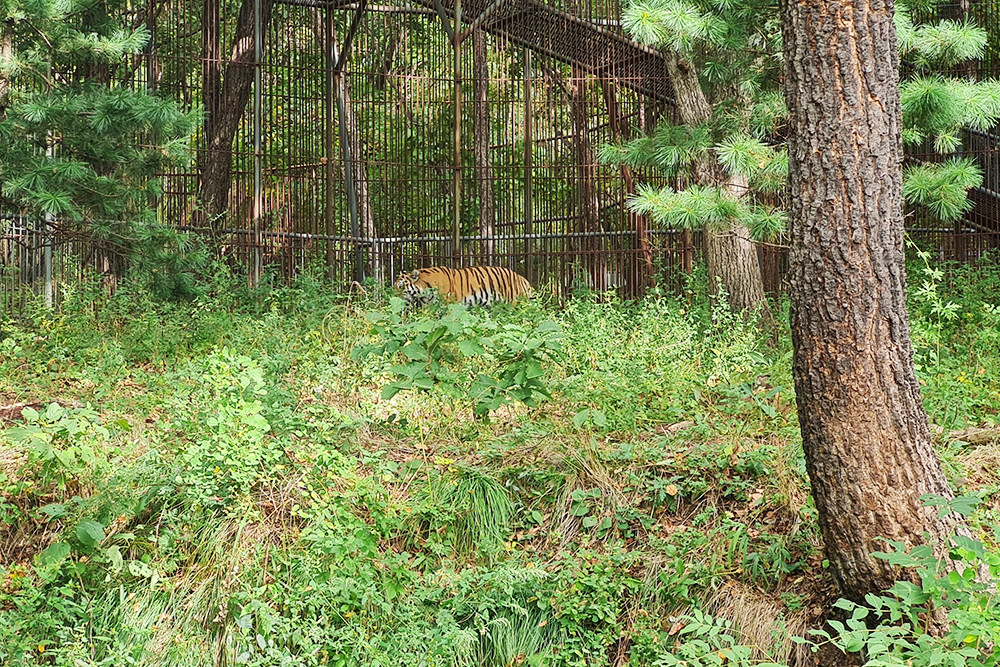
[408, 466, 514, 560]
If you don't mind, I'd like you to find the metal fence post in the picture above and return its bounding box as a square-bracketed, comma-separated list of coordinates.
[452, 0, 463, 267]
[523, 47, 533, 282]
[43, 215, 53, 309]
[251, 0, 263, 288]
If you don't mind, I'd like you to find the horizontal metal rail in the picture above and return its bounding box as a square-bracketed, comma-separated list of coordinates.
[167, 225, 684, 244]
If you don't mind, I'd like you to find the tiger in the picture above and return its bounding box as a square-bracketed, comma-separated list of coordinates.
[394, 266, 533, 307]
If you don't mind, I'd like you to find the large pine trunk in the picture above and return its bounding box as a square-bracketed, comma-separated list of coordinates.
[704, 224, 766, 315]
[782, 0, 963, 603]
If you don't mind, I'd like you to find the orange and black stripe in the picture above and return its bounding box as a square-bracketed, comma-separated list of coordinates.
[394, 266, 532, 307]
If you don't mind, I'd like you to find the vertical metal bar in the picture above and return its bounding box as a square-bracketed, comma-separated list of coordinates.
[325, 7, 337, 283]
[335, 0, 368, 71]
[452, 0, 462, 265]
[145, 0, 157, 217]
[337, 78, 363, 283]
[252, 0, 263, 287]
[43, 215, 53, 309]
[523, 47, 533, 281]
[145, 0, 156, 92]
[43, 142, 54, 309]
[329, 25, 363, 284]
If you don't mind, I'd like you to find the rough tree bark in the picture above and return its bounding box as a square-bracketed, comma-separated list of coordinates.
[472, 28, 495, 263]
[782, 0, 966, 604]
[198, 0, 275, 230]
[663, 51, 769, 318]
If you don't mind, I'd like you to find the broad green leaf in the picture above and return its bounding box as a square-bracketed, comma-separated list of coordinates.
[38, 542, 71, 566]
[76, 520, 105, 549]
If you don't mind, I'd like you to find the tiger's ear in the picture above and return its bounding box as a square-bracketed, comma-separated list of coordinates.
[409, 269, 420, 280]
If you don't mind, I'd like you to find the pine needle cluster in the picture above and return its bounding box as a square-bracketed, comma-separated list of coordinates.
[608, 0, 1000, 231]
[0, 0, 199, 268]
[606, 0, 787, 242]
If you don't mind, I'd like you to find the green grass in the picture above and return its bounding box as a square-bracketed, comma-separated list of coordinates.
[1, 260, 999, 666]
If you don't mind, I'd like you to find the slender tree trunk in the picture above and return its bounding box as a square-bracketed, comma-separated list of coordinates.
[568, 63, 605, 291]
[782, 0, 968, 605]
[1, 20, 12, 119]
[202, 0, 221, 183]
[198, 0, 275, 230]
[337, 68, 380, 279]
[310, 9, 380, 279]
[373, 15, 403, 91]
[472, 28, 495, 263]
[663, 51, 769, 317]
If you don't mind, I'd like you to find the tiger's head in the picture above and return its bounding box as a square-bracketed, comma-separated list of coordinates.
[394, 269, 437, 306]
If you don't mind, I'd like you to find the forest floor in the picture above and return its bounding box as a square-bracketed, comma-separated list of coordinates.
[2, 263, 1000, 666]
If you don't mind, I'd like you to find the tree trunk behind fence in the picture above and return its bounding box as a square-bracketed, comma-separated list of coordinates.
[601, 76, 653, 296]
[664, 50, 769, 318]
[568, 63, 604, 292]
[1, 19, 13, 117]
[473, 28, 496, 264]
[198, 0, 275, 235]
[311, 8, 380, 281]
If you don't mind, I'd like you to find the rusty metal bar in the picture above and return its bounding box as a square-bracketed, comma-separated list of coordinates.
[452, 0, 462, 264]
[518, 0, 661, 58]
[412, 0, 674, 103]
[276, 0, 356, 7]
[335, 0, 368, 70]
[182, 226, 680, 243]
[431, 0, 455, 43]
[324, 4, 336, 282]
[456, 0, 506, 43]
[336, 77, 364, 283]
[327, 4, 366, 283]
[278, 0, 436, 13]
[335, 0, 367, 282]
[251, 0, 263, 287]
[523, 46, 533, 283]
[145, 0, 156, 91]
[42, 214, 53, 308]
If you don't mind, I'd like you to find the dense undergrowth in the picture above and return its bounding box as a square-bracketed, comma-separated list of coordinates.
[2, 257, 1000, 667]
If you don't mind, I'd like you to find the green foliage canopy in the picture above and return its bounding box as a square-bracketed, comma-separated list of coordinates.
[609, 0, 1000, 227]
[0, 0, 198, 245]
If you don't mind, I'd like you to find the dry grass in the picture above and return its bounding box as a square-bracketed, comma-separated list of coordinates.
[709, 581, 810, 666]
[0, 446, 26, 482]
[957, 443, 1000, 488]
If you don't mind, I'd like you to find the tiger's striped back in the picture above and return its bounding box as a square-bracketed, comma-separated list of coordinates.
[394, 266, 532, 307]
